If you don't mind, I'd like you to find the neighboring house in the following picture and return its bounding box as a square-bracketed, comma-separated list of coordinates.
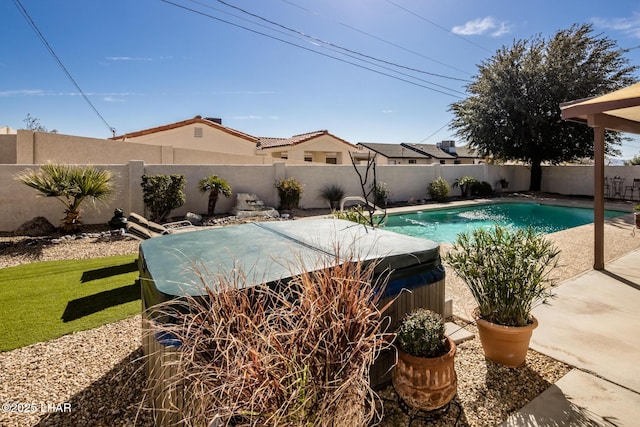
[0, 126, 16, 135]
[402, 143, 457, 164]
[257, 130, 358, 164]
[111, 116, 259, 157]
[434, 140, 483, 164]
[354, 142, 432, 165]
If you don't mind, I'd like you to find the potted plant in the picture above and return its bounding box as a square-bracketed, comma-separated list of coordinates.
[444, 225, 560, 367]
[319, 183, 345, 210]
[635, 205, 640, 228]
[499, 178, 509, 189]
[391, 308, 457, 411]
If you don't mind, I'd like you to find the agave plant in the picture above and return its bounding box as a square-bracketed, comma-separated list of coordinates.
[198, 175, 232, 216]
[17, 163, 115, 234]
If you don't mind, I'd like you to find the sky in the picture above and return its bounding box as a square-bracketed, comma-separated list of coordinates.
[3, 0, 640, 160]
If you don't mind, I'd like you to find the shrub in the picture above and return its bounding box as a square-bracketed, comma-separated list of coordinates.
[445, 225, 560, 327]
[331, 205, 370, 225]
[198, 175, 232, 216]
[371, 182, 390, 207]
[453, 176, 479, 197]
[140, 174, 186, 222]
[275, 177, 304, 210]
[428, 177, 450, 202]
[17, 163, 116, 233]
[470, 180, 493, 197]
[319, 183, 345, 209]
[150, 255, 391, 426]
[396, 308, 447, 358]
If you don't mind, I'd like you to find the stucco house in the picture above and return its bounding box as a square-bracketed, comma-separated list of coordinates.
[356, 141, 482, 165]
[257, 130, 358, 164]
[111, 116, 259, 158]
[354, 142, 432, 165]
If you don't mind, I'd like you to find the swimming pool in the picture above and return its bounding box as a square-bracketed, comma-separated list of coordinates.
[383, 202, 627, 243]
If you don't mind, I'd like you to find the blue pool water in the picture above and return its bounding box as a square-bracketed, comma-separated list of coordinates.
[383, 203, 627, 243]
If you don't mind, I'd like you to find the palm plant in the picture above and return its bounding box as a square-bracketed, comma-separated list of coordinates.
[198, 175, 232, 216]
[17, 163, 115, 233]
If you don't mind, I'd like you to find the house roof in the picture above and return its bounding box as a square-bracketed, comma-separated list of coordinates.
[110, 116, 259, 143]
[257, 130, 356, 150]
[452, 146, 481, 159]
[357, 142, 430, 159]
[402, 143, 457, 159]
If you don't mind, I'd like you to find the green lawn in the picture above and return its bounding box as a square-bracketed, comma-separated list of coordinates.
[0, 254, 140, 352]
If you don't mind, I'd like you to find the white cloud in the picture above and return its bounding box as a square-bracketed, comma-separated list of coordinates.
[591, 13, 640, 38]
[0, 89, 45, 97]
[103, 96, 125, 103]
[231, 115, 280, 120]
[105, 56, 154, 61]
[382, 109, 394, 114]
[452, 17, 510, 37]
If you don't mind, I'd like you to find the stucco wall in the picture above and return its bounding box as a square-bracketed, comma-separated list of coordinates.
[1, 162, 638, 232]
[0, 135, 17, 164]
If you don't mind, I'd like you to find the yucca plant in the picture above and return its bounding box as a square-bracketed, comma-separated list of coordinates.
[198, 175, 232, 216]
[16, 163, 115, 233]
[149, 254, 392, 426]
[318, 183, 345, 209]
[445, 224, 560, 327]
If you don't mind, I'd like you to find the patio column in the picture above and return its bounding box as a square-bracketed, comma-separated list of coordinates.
[591, 123, 605, 270]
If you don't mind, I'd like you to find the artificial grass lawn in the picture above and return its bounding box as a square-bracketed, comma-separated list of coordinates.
[0, 254, 140, 352]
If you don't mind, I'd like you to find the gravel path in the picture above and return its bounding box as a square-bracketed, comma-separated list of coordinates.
[1, 202, 638, 426]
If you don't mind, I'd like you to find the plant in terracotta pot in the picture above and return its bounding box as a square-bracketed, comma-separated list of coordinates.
[444, 224, 560, 367]
[391, 308, 457, 411]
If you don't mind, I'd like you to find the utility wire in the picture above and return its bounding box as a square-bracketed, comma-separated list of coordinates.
[419, 120, 453, 143]
[213, 0, 471, 82]
[279, 0, 472, 77]
[383, 0, 493, 53]
[160, 0, 465, 98]
[12, 0, 116, 136]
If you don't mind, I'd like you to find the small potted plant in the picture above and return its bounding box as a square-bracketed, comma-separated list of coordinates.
[635, 205, 640, 228]
[391, 309, 457, 411]
[444, 225, 560, 367]
[319, 183, 345, 210]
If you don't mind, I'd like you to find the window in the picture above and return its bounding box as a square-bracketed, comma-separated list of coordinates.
[454, 160, 461, 165]
[439, 160, 446, 165]
[326, 158, 337, 164]
[194, 127, 203, 138]
[408, 159, 417, 164]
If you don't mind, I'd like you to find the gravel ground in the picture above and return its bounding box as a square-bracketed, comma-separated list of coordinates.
[1, 200, 638, 426]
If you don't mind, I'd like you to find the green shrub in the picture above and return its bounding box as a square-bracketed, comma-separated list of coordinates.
[445, 225, 560, 327]
[428, 177, 450, 202]
[453, 176, 479, 197]
[371, 182, 390, 207]
[470, 180, 493, 197]
[331, 205, 370, 225]
[141, 174, 186, 222]
[275, 177, 304, 210]
[396, 308, 447, 358]
[319, 183, 345, 209]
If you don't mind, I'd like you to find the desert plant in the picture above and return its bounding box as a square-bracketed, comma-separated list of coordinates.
[275, 177, 304, 210]
[140, 174, 186, 222]
[452, 176, 479, 198]
[445, 224, 560, 327]
[371, 182, 390, 207]
[16, 163, 115, 233]
[149, 254, 392, 426]
[331, 205, 370, 225]
[396, 308, 447, 358]
[198, 175, 232, 216]
[319, 183, 345, 209]
[428, 177, 450, 202]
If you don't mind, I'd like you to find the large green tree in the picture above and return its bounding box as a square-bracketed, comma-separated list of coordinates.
[450, 24, 637, 191]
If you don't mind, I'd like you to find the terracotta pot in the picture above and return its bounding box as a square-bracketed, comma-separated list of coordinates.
[474, 312, 538, 368]
[635, 212, 640, 228]
[391, 336, 457, 411]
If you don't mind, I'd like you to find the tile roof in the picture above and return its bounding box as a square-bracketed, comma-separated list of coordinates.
[402, 143, 457, 159]
[110, 116, 259, 143]
[257, 130, 356, 149]
[357, 142, 430, 159]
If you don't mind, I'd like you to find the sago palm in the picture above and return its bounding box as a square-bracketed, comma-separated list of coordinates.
[198, 175, 232, 216]
[17, 163, 115, 233]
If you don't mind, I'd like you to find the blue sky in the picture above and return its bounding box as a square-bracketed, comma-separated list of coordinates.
[3, 0, 640, 159]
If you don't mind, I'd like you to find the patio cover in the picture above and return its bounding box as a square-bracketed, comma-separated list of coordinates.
[560, 82, 640, 270]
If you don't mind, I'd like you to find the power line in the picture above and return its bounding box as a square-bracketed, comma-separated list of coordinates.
[279, 0, 472, 77]
[12, 0, 116, 136]
[419, 120, 452, 143]
[160, 0, 465, 98]
[383, 0, 493, 53]
[213, 0, 471, 83]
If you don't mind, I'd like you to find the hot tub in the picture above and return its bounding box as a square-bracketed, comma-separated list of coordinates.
[138, 218, 445, 425]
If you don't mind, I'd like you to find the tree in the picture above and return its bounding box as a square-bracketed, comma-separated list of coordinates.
[625, 154, 640, 166]
[17, 163, 115, 233]
[140, 174, 186, 222]
[21, 113, 58, 133]
[450, 24, 637, 191]
[198, 175, 232, 216]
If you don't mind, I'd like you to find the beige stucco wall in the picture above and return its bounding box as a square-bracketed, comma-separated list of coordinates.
[123, 124, 257, 156]
[0, 135, 17, 164]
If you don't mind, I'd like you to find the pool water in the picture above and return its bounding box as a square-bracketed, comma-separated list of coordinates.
[383, 202, 627, 243]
